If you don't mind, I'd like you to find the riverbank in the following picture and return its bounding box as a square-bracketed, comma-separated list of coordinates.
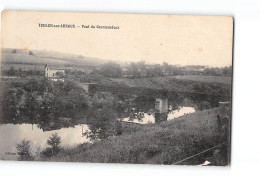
[43, 107, 230, 165]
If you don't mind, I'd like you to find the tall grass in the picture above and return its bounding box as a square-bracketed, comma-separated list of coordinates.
[45, 108, 229, 165]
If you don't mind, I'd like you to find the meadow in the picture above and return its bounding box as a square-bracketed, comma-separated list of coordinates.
[169, 75, 232, 85]
[1, 48, 103, 72]
[45, 107, 230, 165]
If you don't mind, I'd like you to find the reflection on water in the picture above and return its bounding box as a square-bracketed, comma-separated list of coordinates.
[0, 124, 89, 160]
[0, 97, 196, 160]
[123, 106, 196, 124]
[168, 107, 196, 120]
[198, 160, 211, 166]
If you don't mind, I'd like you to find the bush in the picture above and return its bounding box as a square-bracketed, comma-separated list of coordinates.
[16, 139, 34, 161]
[98, 62, 122, 78]
[84, 107, 121, 140]
[41, 133, 62, 157]
[29, 51, 34, 55]
[197, 101, 212, 110]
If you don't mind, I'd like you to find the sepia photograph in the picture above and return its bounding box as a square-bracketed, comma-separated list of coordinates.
[0, 11, 233, 166]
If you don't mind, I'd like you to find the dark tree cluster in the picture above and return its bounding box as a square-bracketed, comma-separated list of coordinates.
[41, 133, 62, 157]
[16, 139, 34, 161]
[16, 133, 63, 160]
[98, 62, 123, 78]
[1, 66, 43, 77]
[94, 61, 232, 78]
[84, 107, 122, 140]
[0, 78, 91, 127]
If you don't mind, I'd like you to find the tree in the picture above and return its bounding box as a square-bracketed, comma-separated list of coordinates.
[16, 139, 34, 161]
[162, 62, 172, 76]
[99, 62, 122, 78]
[55, 71, 65, 78]
[129, 62, 140, 78]
[223, 66, 232, 76]
[41, 133, 62, 157]
[8, 66, 16, 76]
[197, 101, 211, 110]
[35, 146, 42, 160]
[47, 133, 62, 154]
[153, 64, 164, 77]
[204, 68, 217, 76]
[29, 51, 34, 55]
[84, 107, 121, 140]
[12, 49, 17, 54]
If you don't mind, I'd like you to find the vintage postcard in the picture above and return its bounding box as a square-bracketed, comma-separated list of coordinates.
[0, 11, 233, 165]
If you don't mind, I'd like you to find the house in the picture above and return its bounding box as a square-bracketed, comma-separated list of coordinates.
[44, 64, 65, 82]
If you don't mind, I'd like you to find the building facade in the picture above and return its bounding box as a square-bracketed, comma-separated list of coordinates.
[44, 64, 65, 82]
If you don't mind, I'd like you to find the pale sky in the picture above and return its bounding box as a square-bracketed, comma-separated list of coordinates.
[1, 11, 233, 67]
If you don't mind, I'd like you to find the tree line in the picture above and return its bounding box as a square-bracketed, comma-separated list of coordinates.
[0, 78, 128, 140]
[1, 61, 232, 79]
[96, 61, 232, 78]
[16, 133, 62, 161]
[1, 78, 91, 127]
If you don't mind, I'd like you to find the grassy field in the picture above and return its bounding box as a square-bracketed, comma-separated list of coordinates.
[168, 75, 232, 85]
[109, 75, 231, 94]
[111, 75, 231, 87]
[45, 107, 230, 165]
[1, 48, 104, 69]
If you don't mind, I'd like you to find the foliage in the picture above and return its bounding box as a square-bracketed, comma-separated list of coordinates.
[84, 107, 122, 140]
[93, 61, 232, 78]
[197, 101, 212, 110]
[128, 62, 141, 78]
[147, 64, 164, 77]
[12, 49, 17, 54]
[41, 133, 62, 157]
[29, 51, 34, 55]
[98, 62, 123, 78]
[6, 66, 16, 76]
[1, 66, 43, 77]
[35, 146, 42, 160]
[47, 133, 62, 149]
[47, 108, 230, 165]
[1, 78, 91, 126]
[16, 139, 34, 161]
[83, 92, 131, 141]
[55, 71, 65, 78]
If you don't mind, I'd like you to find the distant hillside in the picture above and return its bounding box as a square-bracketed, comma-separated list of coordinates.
[109, 75, 231, 92]
[1, 48, 105, 67]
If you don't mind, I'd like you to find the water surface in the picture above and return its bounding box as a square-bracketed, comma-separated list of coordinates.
[0, 124, 89, 160]
[123, 106, 196, 124]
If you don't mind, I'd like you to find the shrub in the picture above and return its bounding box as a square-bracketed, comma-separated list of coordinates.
[16, 139, 34, 161]
[84, 107, 121, 140]
[41, 133, 62, 157]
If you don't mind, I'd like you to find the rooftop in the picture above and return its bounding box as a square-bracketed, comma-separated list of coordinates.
[45, 64, 65, 70]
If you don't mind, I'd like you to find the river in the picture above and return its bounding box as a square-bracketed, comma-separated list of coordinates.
[0, 97, 198, 160]
[0, 124, 89, 160]
[123, 106, 195, 124]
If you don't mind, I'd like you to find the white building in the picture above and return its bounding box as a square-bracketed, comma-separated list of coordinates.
[44, 64, 65, 82]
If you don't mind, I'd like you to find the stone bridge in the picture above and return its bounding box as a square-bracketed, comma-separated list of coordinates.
[79, 83, 228, 100]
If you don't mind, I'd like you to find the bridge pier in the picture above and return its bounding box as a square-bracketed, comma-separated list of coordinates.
[155, 98, 168, 123]
[155, 98, 168, 113]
